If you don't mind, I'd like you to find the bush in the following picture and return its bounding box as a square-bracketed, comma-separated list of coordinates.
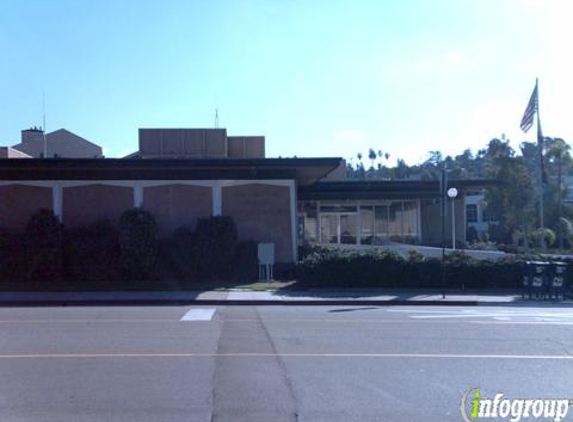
[25, 209, 63, 281]
[466, 226, 479, 243]
[119, 208, 158, 280]
[531, 228, 556, 248]
[63, 219, 121, 282]
[0, 231, 28, 282]
[296, 246, 523, 289]
[195, 216, 238, 281]
[297, 247, 405, 288]
[236, 241, 258, 282]
[157, 227, 198, 281]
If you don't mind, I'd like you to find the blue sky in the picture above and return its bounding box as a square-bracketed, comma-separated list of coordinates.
[1, 0, 572, 165]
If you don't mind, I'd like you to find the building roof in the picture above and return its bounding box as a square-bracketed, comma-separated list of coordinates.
[0, 157, 343, 186]
[299, 179, 499, 200]
[11, 128, 103, 158]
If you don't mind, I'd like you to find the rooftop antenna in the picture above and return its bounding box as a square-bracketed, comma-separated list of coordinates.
[214, 108, 219, 128]
[42, 91, 47, 158]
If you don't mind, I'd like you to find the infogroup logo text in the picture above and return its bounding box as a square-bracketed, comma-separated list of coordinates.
[461, 388, 571, 422]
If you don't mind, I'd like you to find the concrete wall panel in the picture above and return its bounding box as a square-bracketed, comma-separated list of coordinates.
[63, 184, 133, 228]
[0, 185, 52, 232]
[223, 184, 293, 262]
[143, 184, 212, 235]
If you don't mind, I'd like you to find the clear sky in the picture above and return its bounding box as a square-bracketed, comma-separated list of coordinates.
[1, 0, 572, 165]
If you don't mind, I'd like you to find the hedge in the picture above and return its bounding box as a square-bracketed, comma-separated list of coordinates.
[119, 208, 159, 280]
[296, 246, 527, 289]
[195, 216, 238, 281]
[63, 219, 121, 282]
[25, 209, 64, 281]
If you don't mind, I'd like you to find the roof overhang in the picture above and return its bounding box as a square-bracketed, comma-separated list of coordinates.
[0, 157, 343, 187]
[299, 179, 500, 200]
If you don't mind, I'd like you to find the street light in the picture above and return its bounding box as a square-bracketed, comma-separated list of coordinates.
[447, 187, 458, 249]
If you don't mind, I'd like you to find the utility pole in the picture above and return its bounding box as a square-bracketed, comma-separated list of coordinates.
[536, 78, 545, 246]
[558, 148, 564, 249]
[440, 167, 447, 299]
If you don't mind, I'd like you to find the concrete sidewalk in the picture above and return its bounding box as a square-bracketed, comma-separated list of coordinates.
[0, 289, 556, 306]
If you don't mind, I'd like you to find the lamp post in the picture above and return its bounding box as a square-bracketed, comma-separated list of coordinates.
[440, 168, 447, 299]
[447, 187, 458, 249]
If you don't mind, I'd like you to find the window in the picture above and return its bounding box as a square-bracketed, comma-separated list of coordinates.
[374, 205, 389, 244]
[300, 201, 318, 242]
[319, 204, 357, 213]
[360, 206, 374, 244]
[320, 215, 338, 244]
[340, 214, 357, 244]
[466, 204, 478, 223]
[389, 202, 403, 241]
[403, 201, 418, 237]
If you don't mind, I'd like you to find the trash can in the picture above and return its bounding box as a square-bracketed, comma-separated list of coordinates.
[530, 261, 549, 300]
[549, 262, 568, 301]
[521, 261, 532, 299]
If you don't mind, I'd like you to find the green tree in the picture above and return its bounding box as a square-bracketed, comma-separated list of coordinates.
[483, 138, 536, 244]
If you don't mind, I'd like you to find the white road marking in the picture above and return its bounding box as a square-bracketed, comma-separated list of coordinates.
[180, 308, 216, 321]
[387, 308, 573, 323]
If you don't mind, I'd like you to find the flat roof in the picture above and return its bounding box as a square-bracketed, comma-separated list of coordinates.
[0, 157, 343, 186]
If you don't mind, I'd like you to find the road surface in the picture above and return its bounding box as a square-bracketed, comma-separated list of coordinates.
[1, 304, 572, 421]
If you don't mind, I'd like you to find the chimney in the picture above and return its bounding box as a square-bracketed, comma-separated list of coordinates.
[21, 127, 44, 143]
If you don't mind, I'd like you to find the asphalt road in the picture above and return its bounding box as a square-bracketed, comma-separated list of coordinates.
[1, 304, 573, 421]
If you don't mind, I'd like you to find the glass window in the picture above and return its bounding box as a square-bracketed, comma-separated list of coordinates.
[389, 202, 403, 241]
[466, 204, 478, 223]
[360, 206, 374, 245]
[374, 205, 389, 244]
[340, 214, 357, 244]
[403, 201, 418, 237]
[320, 215, 338, 244]
[319, 204, 357, 213]
[300, 202, 318, 242]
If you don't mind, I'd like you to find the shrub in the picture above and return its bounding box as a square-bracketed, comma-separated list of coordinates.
[25, 209, 64, 281]
[157, 227, 198, 281]
[296, 247, 523, 289]
[466, 226, 479, 243]
[531, 228, 556, 248]
[0, 231, 28, 282]
[297, 247, 405, 288]
[195, 216, 238, 281]
[119, 208, 158, 280]
[236, 241, 258, 282]
[63, 219, 121, 282]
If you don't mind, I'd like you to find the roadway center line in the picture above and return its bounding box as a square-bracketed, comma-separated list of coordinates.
[224, 319, 573, 325]
[0, 319, 571, 326]
[0, 319, 181, 324]
[0, 353, 572, 360]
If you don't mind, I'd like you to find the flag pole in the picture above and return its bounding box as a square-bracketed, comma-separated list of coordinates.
[536, 77, 545, 235]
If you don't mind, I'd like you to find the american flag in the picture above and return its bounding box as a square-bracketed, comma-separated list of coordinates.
[520, 83, 538, 133]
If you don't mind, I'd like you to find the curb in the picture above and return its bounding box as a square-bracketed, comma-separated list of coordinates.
[0, 299, 481, 307]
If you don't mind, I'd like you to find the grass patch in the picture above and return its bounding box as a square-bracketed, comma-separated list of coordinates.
[216, 281, 296, 291]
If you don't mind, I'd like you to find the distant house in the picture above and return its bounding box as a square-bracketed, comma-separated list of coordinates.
[0, 147, 31, 159]
[11, 128, 103, 158]
[465, 192, 496, 240]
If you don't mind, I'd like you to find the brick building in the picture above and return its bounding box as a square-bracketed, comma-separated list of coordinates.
[0, 128, 488, 263]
